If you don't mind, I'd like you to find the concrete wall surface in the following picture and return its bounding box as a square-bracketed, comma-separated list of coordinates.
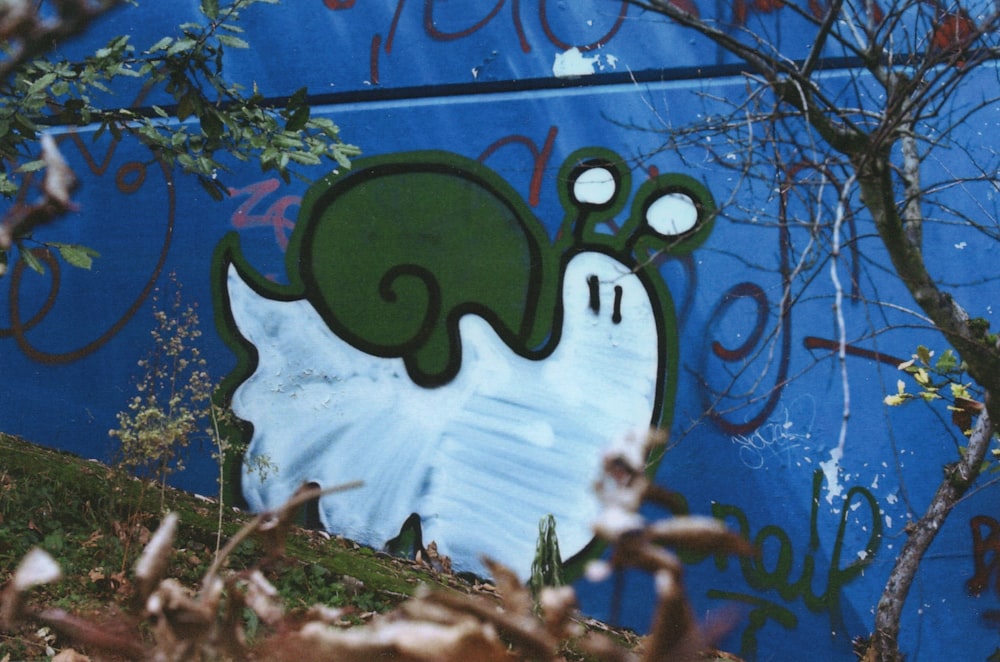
[3, 2, 999, 659]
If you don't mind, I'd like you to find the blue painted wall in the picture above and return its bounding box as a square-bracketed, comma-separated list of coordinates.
[3, 2, 999, 660]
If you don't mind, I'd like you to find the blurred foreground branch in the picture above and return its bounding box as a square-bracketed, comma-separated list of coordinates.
[0, 431, 752, 661]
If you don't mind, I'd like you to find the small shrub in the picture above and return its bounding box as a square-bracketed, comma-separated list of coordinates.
[109, 275, 212, 512]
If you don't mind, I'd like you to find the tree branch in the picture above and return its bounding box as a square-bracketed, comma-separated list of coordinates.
[626, 0, 870, 153]
[0, 1, 127, 83]
[867, 404, 994, 661]
[800, 0, 846, 77]
[853, 151, 1000, 399]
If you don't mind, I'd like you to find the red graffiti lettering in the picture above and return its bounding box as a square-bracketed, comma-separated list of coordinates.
[733, 0, 784, 25]
[807, 0, 883, 24]
[538, 0, 629, 51]
[228, 178, 300, 250]
[930, 8, 976, 66]
[735, 0, 882, 26]
[339, 0, 636, 81]
[424, 0, 507, 42]
[968, 515, 1000, 597]
[802, 337, 906, 367]
[477, 126, 558, 207]
[384, 0, 408, 54]
[370, 34, 383, 84]
[3, 133, 174, 365]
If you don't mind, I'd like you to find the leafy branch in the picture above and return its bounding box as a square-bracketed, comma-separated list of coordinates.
[0, 0, 359, 275]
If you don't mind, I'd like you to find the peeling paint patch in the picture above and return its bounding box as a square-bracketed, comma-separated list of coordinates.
[819, 446, 844, 503]
[553, 47, 617, 77]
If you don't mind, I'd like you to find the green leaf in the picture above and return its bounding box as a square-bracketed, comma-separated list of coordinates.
[114, 65, 142, 78]
[201, 0, 220, 19]
[109, 35, 131, 51]
[217, 34, 250, 49]
[166, 38, 198, 56]
[177, 93, 198, 121]
[146, 37, 174, 53]
[332, 146, 356, 169]
[28, 72, 57, 96]
[198, 175, 226, 201]
[16, 159, 46, 173]
[287, 86, 308, 109]
[287, 151, 321, 166]
[200, 109, 224, 138]
[20, 248, 45, 275]
[935, 349, 959, 373]
[50, 243, 100, 270]
[284, 105, 310, 132]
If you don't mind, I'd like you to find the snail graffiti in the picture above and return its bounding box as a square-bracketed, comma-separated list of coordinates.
[213, 150, 715, 576]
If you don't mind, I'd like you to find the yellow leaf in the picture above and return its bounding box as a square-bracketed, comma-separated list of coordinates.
[950, 382, 972, 400]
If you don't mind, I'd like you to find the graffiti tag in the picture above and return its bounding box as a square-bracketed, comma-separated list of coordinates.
[731, 404, 812, 470]
[706, 470, 882, 657]
[968, 515, 1000, 597]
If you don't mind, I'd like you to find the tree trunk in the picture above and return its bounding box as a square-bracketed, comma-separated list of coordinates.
[866, 406, 994, 661]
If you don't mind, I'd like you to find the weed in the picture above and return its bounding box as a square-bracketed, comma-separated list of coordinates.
[530, 514, 564, 602]
[109, 275, 213, 513]
[107, 274, 274, 571]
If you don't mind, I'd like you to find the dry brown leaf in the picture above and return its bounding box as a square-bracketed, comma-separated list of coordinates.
[133, 512, 178, 606]
[40, 134, 78, 208]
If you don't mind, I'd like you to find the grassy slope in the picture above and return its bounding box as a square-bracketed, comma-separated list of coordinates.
[1, 433, 745, 661]
[0, 432, 481, 658]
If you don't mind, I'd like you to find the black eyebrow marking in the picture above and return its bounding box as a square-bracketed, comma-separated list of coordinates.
[612, 285, 623, 324]
[588, 275, 600, 314]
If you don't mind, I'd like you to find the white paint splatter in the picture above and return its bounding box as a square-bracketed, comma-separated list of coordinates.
[552, 47, 617, 77]
[819, 446, 844, 503]
[226, 251, 660, 578]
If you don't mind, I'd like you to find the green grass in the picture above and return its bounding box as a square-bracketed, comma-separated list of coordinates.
[0, 433, 741, 662]
[0, 432, 473, 659]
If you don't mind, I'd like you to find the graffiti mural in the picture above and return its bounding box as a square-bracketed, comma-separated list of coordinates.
[213, 150, 715, 576]
[4, 2, 1000, 660]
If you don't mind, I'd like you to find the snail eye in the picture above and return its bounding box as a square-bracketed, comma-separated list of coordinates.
[573, 166, 617, 207]
[646, 191, 699, 236]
